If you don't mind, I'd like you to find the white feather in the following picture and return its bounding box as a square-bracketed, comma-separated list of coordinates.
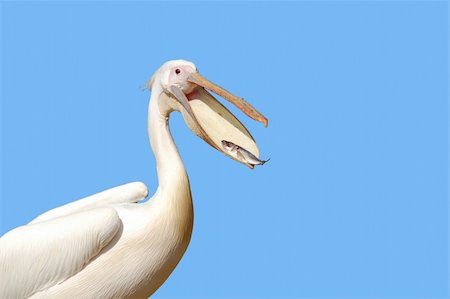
[1, 62, 194, 298]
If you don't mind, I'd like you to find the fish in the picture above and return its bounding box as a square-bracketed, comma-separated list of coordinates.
[221, 140, 270, 169]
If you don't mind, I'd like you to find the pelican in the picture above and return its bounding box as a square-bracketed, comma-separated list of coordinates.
[0, 60, 268, 298]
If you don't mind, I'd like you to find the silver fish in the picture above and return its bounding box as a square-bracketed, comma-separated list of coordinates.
[221, 140, 269, 169]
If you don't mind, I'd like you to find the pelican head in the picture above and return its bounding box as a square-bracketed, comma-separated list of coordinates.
[149, 60, 268, 168]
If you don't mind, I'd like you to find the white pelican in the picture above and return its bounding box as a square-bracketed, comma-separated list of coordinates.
[0, 60, 268, 298]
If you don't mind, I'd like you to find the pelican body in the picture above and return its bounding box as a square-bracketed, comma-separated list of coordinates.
[0, 60, 267, 298]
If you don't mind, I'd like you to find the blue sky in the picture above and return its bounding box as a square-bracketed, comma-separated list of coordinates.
[1, 1, 448, 298]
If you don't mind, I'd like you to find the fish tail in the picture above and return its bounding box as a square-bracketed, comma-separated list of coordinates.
[260, 158, 270, 165]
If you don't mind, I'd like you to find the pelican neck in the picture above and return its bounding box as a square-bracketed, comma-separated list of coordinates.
[147, 86, 189, 194]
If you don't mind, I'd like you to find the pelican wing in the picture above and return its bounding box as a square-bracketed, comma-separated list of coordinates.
[0, 208, 121, 299]
[30, 182, 148, 224]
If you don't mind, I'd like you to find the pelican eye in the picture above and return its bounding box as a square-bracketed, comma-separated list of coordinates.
[175, 69, 181, 75]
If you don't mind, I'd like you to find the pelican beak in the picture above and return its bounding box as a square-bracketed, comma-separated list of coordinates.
[187, 73, 268, 127]
[168, 72, 268, 167]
